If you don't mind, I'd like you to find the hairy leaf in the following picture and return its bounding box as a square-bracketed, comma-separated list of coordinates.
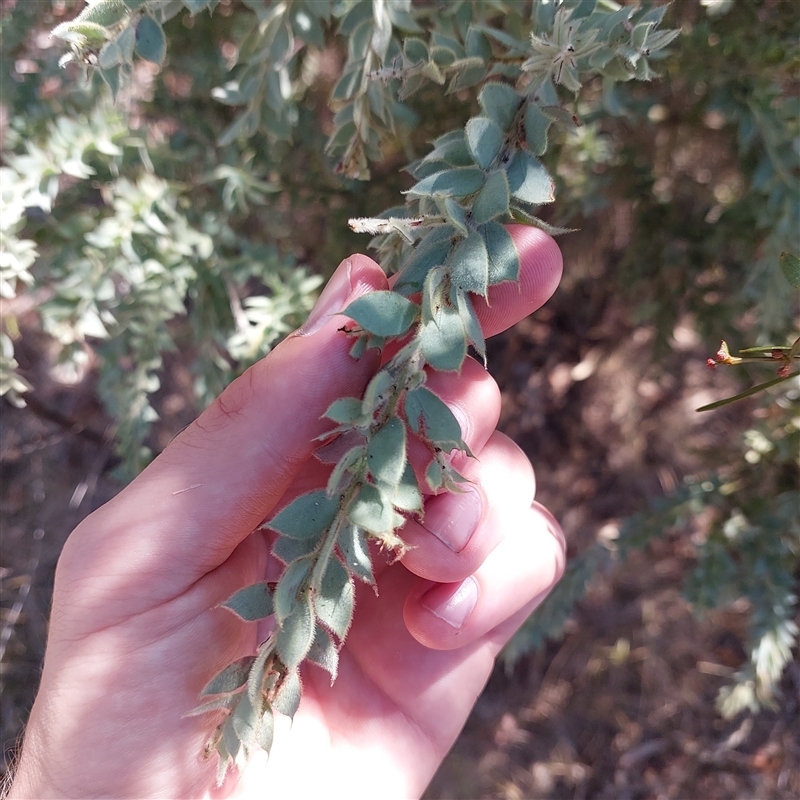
[272, 670, 302, 719]
[313, 557, 355, 640]
[277, 593, 315, 670]
[387, 462, 424, 512]
[524, 103, 551, 156]
[405, 167, 485, 198]
[201, 656, 255, 696]
[405, 386, 468, 453]
[273, 556, 313, 623]
[221, 582, 274, 622]
[506, 150, 555, 205]
[231, 691, 261, 747]
[449, 231, 490, 297]
[465, 116, 505, 170]
[478, 82, 522, 130]
[272, 533, 318, 565]
[338, 522, 375, 584]
[480, 221, 520, 285]
[324, 397, 364, 424]
[308, 624, 339, 682]
[456, 288, 487, 364]
[471, 169, 510, 225]
[267, 491, 339, 540]
[327, 445, 365, 497]
[367, 416, 408, 486]
[395, 226, 456, 295]
[258, 704, 275, 752]
[420, 305, 467, 372]
[344, 291, 419, 337]
[349, 482, 395, 534]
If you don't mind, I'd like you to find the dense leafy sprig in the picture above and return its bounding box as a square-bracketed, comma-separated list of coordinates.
[161, 0, 680, 778]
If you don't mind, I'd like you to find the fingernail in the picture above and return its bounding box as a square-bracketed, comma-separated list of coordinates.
[423, 485, 482, 553]
[297, 259, 354, 336]
[421, 577, 478, 630]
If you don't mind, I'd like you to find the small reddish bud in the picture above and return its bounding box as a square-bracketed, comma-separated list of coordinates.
[771, 349, 784, 359]
[778, 365, 790, 378]
[706, 358, 717, 369]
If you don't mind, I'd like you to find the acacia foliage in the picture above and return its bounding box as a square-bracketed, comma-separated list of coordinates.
[2, 0, 797, 778]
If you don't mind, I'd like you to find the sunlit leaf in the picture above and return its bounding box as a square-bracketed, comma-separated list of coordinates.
[367, 416, 407, 486]
[465, 116, 505, 170]
[313, 557, 355, 640]
[276, 593, 315, 670]
[344, 291, 419, 337]
[201, 656, 255, 696]
[266, 491, 339, 540]
[221, 582, 274, 622]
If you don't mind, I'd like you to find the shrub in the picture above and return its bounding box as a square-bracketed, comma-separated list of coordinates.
[2, 0, 797, 774]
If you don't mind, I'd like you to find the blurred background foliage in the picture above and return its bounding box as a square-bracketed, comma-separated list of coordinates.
[1, 0, 798, 791]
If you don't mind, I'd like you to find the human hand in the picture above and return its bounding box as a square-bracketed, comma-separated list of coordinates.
[9, 226, 565, 800]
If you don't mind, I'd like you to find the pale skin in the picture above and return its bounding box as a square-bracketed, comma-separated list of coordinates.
[9, 226, 565, 800]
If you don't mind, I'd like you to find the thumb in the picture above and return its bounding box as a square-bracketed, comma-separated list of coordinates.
[61, 255, 387, 602]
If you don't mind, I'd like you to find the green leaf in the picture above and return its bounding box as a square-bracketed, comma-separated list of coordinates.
[326, 445, 365, 498]
[362, 370, 394, 414]
[506, 150, 555, 205]
[471, 168, 510, 225]
[277, 593, 315, 670]
[135, 16, 166, 65]
[478, 82, 522, 130]
[78, 0, 129, 26]
[99, 65, 122, 100]
[308, 624, 339, 682]
[420, 304, 467, 372]
[404, 37, 429, 63]
[780, 252, 800, 289]
[447, 57, 488, 92]
[231, 691, 261, 747]
[313, 557, 355, 640]
[405, 386, 467, 453]
[324, 397, 364, 424]
[405, 167, 485, 198]
[423, 131, 473, 167]
[449, 231, 490, 297]
[367, 416, 408, 486]
[99, 39, 123, 70]
[697, 372, 800, 412]
[349, 483, 395, 534]
[480, 221, 520, 285]
[267, 490, 339, 540]
[387, 462, 424, 512]
[394, 226, 456, 294]
[272, 533, 318, 565]
[52, 19, 109, 46]
[272, 670, 302, 719]
[258, 704, 275, 752]
[440, 197, 468, 235]
[456, 288, 486, 365]
[509, 206, 577, 236]
[465, 26, 492, 60]
[338, 522, 375, 584]
[221, 582, 274, 622]
[273, 556, 313, 623]
[185, 693, 239, 717]
[524, 103, 551, 156]
[465, 116, 505, 170]
[344, 291, 419, 337]
[201, 656, 255, 696]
